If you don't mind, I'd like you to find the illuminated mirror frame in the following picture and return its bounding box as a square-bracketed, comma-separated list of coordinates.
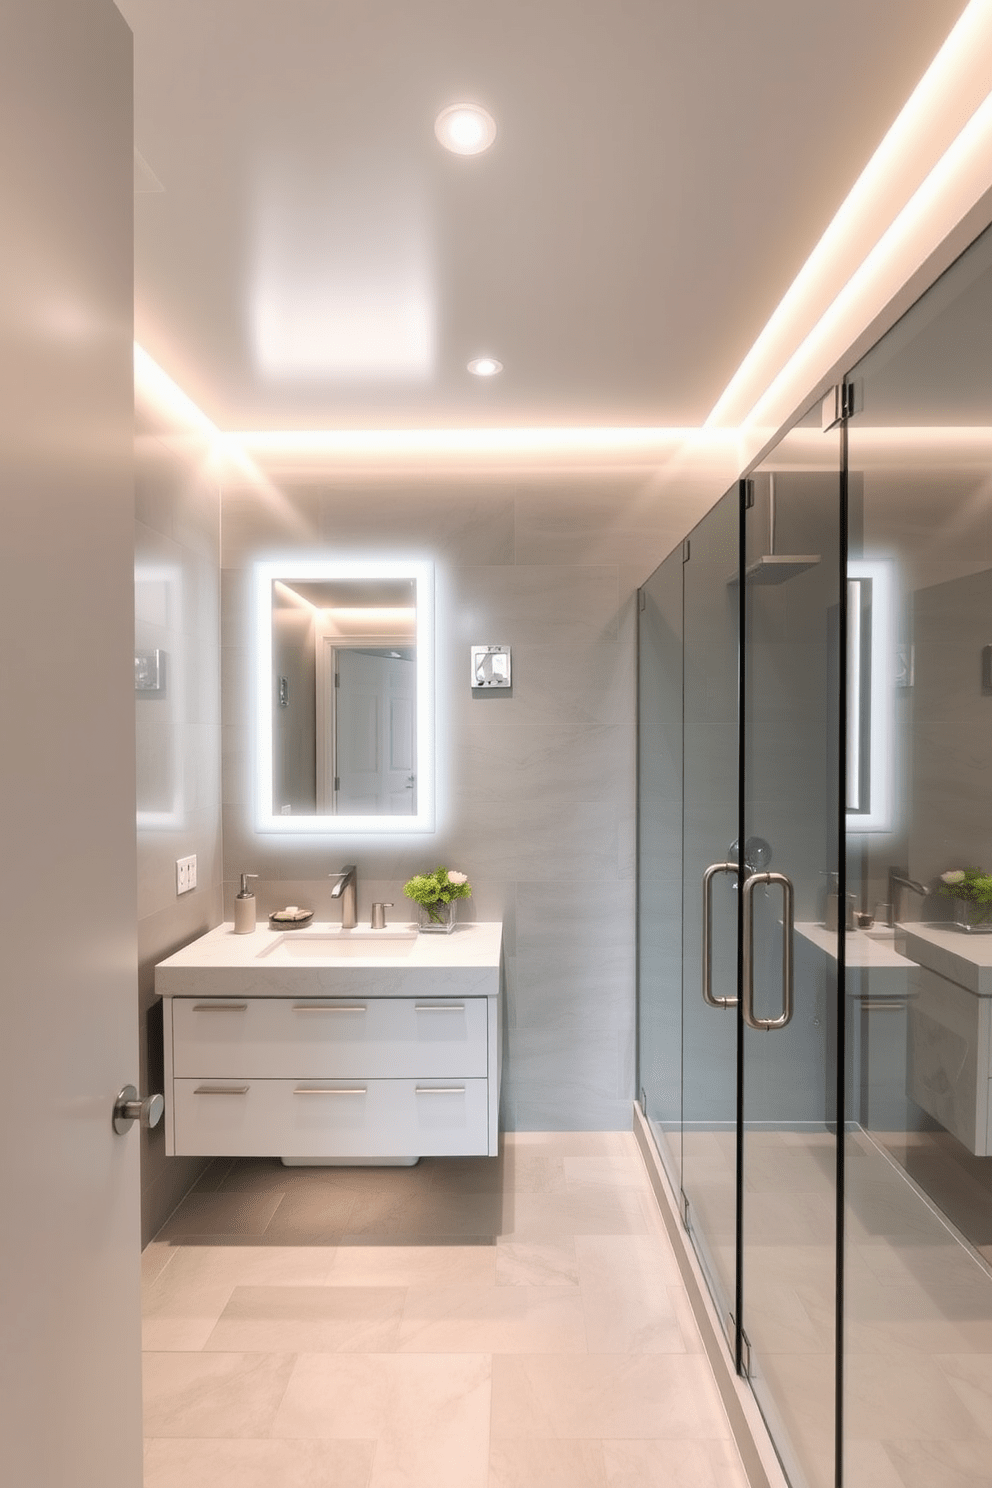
[254, 557, 435, 833]
[846, 558, 894, 833]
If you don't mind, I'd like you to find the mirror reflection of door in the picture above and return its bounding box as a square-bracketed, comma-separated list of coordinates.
[325, 647, 416, 814]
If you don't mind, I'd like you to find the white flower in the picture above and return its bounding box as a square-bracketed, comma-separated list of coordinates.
[447, 870, 468, 885]
[941, 870, 966, 885]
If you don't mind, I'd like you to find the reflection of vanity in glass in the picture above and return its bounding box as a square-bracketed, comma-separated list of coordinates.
[254, 559, 434, 832]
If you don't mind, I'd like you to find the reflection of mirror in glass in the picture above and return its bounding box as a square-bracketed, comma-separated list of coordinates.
[254, 560, 433, 833]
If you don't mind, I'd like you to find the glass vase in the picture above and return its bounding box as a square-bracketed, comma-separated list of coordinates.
[952, 898, 992, 933]
[417, 900, 458, 934]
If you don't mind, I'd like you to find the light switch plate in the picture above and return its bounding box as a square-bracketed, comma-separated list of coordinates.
[471, 644, 511, 689]
[176, 854, 197, 894]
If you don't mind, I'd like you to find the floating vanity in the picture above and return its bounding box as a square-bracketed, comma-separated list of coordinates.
[155, 921, 502, 1164]
[901, 924, 992, 1157]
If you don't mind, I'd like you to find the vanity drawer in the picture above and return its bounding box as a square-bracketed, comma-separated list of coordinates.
[171, 995, 489, 1079]
[172, 1077, 490, 1158]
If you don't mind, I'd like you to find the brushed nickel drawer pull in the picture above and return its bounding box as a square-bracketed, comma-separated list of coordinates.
[292, 1003, 367, 1012]
[415, 1085, 466, 1094]
[194, 1084, 249, 1095]
[294, 1086, 367, 1095]
[414, 1004, 466, 1011]
[192, 1003, 248, 1012]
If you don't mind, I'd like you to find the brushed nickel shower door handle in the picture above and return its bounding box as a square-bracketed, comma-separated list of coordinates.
[702, 861, 739, 1008]
[741, 871, 794, 1031]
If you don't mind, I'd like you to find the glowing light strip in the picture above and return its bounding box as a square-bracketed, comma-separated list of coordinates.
[847, 560, 894, 834]
[254, 558, 435, 834]
[708, 0, 992, 429]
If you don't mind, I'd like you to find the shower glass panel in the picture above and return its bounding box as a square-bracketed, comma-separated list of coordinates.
[843, 224, 992, 1488]
[680, 486, 742, 1341]
[637, 546, 685, 1189]
[741, 411, 843, 1488]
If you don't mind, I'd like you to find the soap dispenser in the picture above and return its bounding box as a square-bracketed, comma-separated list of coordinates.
[234, 873, 259, 934]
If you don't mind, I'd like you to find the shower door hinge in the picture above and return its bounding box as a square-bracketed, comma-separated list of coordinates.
[682, 539, 691, 564]
[821, 380, 861, 429]
[639, 1086, 647, 1112]
[741, 1328, 753, 1380]
[638, 591, 646, 612]
[681, 1191, 691, 1230]
[333, 776, 340, 791]
[744, 479, 755, 509]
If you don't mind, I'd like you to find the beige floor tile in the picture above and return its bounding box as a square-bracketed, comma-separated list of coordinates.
[881, 1436, 992, 1488]
[257, 1185, 359, 1243]
[489, 1437, 607, 1487]
[935, 1354, 992, 1440]
[602, 1438, 749, 1488]
[505, 1188, 649, 1240]
[848, 1351, 987, 1442]
[272, 1352, 491, 1488]
[151, 1241, 340, 1288]
[576, 1235, 693, 1354]
[142, 1240, 178, 1286]
[143, 1436, 375, 1488]
[143, 1317, 221, 1351]
[204, 1284, 406, 1352]
[490, 1353, 730, 1440]
[155, 1187, 286, 1240]
[506, 1131, 629, 1158]
[496, 1236, 580, 1287]
[142, 1351, 296, 1437]
[328, 1241, 496, 1288]
[564, 1155, 651, 1192]
[342, 1186, 506, 1240]
[396, 1283, 586, 1353]
[843, 1439, 910, 1488]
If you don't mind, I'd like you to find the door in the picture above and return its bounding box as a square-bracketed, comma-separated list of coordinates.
[335, 648, 417, 813]
[739, 412, 844, 1488]
[0, 4, 143, 1485]
[680, 486, 743, 1343]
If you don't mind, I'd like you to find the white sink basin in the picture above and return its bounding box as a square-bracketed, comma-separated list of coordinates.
[258, 930, 419, 961]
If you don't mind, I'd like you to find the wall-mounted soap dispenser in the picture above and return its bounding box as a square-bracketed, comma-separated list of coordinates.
[234, 873, 259, 933]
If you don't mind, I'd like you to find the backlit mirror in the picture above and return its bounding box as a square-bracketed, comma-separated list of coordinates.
[254, 558, 434, 832]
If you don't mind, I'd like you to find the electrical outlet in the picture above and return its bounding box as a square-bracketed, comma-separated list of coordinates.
[176, 854, 197, 895]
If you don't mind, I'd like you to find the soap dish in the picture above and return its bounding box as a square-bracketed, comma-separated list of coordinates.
[269, 907, 314, 928]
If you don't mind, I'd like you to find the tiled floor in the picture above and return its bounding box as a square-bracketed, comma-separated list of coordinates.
[676, 1126, 992, 1488]
[141, 1132, 750, 1488]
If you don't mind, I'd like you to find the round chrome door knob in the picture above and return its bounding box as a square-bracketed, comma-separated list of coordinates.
[113, 1084, 165, 1135]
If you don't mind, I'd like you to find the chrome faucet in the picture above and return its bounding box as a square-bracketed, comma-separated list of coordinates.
[887, 867, 928, 927]
[329, 864, 358, 929]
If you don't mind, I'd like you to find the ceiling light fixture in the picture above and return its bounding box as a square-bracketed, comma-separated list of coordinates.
[467, 357, 502, 377]
[434, 103, 497, 156]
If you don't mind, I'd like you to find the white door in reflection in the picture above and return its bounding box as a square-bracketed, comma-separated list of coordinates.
[332, 649, 416, 815]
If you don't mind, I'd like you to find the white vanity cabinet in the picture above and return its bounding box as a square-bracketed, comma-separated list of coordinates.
[155, 922, 502, 1163]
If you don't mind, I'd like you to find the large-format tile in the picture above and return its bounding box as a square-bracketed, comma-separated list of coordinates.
[490, 1353, 730, 1440]
[602, 1438, 750, 1488]
[396, 1283, 587, 1353]
[495, 1235, 581, 1288]
[205, 1285, 406, 1353]
[564, 1155, 650, 1192]
[881, 1436, 992, 1488]
[154, 1187, 285, 1240]
[142, 1351, 296, 1437]
[143, 1436, 375, 1488]
[576, 1235, 694, 1354]
[272, 1352, 491, 1488]
[505, 1187, 650, 1239]
[328, 1242, 496, 1288]
[489, 1437, 608, 1487]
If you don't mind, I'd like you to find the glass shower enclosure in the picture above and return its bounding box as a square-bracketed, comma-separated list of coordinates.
[638, 222, 992, 1488]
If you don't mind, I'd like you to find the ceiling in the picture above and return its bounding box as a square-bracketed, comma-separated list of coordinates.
[118, 0, 967, 432]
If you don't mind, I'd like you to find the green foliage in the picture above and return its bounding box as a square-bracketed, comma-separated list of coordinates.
[939, 868, 992, 922]
[403, 866, 473, 923]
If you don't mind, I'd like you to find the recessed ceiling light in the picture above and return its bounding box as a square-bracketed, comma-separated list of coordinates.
[434, 103, 497, 156]
[467, 357, 503, 377]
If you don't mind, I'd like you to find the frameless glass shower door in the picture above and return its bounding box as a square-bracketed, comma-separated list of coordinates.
[680, 487, 742, 1342]
[740, 416, 843, 1488]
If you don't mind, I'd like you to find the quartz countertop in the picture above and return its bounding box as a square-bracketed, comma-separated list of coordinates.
[794, 921, 914, 970]
[155, 920, 503, 1000]
[901, 923, 992, 997]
